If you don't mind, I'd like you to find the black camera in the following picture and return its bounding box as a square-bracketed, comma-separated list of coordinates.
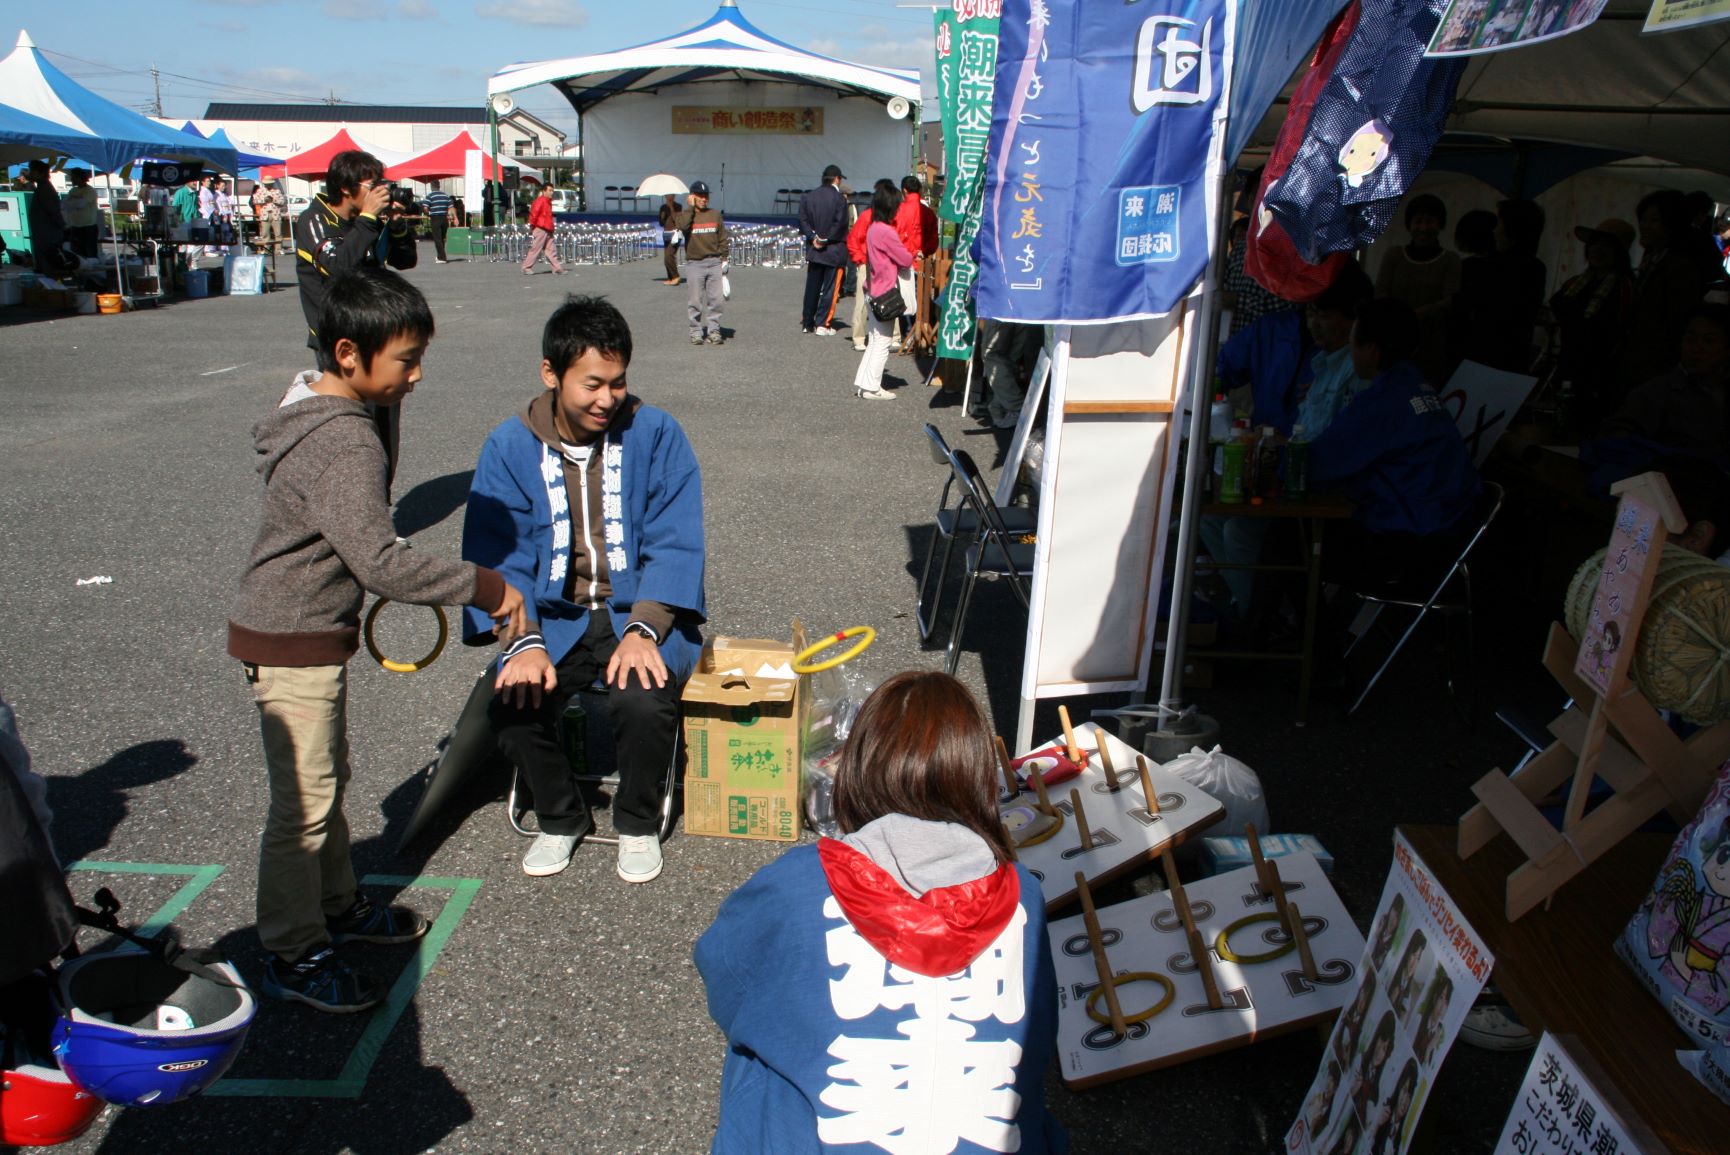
[388, 185, 416, 210]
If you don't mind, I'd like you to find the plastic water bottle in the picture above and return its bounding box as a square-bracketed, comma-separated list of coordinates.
[1208, 391, 1233, 491]
[1283, 423, 1310, 498]
[1219, 427, 1248, 504]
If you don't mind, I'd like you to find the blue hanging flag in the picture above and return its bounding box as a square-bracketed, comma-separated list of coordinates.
[1262, 0, 1465, 263]
[975, 0, 1235, 325]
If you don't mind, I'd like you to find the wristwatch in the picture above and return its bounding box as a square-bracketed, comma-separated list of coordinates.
[623, 621, 659, 643]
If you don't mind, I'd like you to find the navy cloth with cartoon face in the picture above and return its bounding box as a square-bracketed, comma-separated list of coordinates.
[1263, 0, 1465, 264]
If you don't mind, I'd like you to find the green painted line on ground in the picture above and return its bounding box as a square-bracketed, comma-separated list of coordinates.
[207, 874, 482, 1100]
[67, 861, 227, 940]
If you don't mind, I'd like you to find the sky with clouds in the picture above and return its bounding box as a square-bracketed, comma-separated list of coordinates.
[10, 0, 938, 142]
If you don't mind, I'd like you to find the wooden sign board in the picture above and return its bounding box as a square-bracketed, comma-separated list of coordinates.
[1047, 852, 1363, 1089]
[1012, 723, 1225, 912]
[1574, 492, 1662, 698]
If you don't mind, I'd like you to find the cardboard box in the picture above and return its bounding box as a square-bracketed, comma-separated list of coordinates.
[682, 624, 804, 841]
[1198, 833, 1333, 876]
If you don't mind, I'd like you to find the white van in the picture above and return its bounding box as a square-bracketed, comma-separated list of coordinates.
[549, 188, 580, 214]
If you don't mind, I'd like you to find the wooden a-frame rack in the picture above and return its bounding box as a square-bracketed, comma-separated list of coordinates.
[1459, 472, 1730, 919]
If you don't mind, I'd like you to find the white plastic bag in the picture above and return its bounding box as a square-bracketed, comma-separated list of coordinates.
[1160, 744, 1268, 836]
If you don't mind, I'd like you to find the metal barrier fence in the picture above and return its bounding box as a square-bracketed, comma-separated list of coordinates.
[476, 222, 806, 269]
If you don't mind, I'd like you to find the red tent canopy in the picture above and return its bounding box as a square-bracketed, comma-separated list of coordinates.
[384, 132, 541, 182]
[280, 127, 407, 179]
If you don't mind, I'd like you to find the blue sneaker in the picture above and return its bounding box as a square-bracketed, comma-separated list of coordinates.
[325, 895, 428, 945]
[261, 947, 380, 1014]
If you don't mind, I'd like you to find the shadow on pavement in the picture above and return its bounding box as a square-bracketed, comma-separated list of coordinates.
[392, 470, 475, 539]
[47, 739, 198, 864]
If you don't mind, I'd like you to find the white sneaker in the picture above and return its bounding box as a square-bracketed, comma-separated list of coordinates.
[1459, 1004, 1536, 1051]
[813, 326, 836, 336]
[522, 833, 578, 877]
[616, 834, 663, 884]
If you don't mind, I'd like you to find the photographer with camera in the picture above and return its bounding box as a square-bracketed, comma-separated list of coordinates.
[294, 150, 419, 484]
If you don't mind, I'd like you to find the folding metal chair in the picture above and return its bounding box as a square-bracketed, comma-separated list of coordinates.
[916, 424, 1036, 642]
[1343, 482, 1506, 717]
[602, 186, 622, 211]
[944, 448, 1036, 675]
[507, 681, 682, 845]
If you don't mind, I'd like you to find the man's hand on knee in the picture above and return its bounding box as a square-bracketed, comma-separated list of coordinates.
[496, 649, 557, 709]
[607, 633, 668, 690]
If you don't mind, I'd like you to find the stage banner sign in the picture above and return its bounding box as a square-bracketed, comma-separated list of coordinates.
[1644, 0, 1730, 32]
[975, 0, 1235, 325]
[670, 107, 823, 135]
[934, 1, 1003, 361]
[1285, 830, 1494, 1155]
[1427, 0, 1609, 56]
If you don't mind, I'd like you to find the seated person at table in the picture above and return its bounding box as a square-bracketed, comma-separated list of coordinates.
[1217, 285, 1309, 433]
[1199, 265, 1374, 620]
[1599, 302, 1730, 464]
[1311, 298, 1481, 584]
[463, 295, 706, 885]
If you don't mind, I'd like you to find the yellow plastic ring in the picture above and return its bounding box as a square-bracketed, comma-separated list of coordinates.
[1005, 807, 1064, 848]
[363, 599, 448, 674]
[1085, 971, 1175, 1026]
[1215, 912, 1295, 964]
[791, 626, 876, 674]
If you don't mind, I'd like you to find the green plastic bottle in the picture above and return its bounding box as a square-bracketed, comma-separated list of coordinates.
[1219, 427, 1248, 504]
[1283, 423, 1310, 499]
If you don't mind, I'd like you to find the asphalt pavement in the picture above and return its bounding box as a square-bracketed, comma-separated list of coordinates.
[1, 250, 1545, 1153]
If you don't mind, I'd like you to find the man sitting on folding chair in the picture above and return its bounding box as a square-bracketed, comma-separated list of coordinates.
[463, 295, 706, 885]
[1310, 297, 1482, 587]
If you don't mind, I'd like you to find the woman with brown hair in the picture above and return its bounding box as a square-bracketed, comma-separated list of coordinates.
[694, 671, 1066, 1154]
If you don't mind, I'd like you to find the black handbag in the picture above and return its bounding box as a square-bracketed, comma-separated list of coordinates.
[867, 250, 906, 322]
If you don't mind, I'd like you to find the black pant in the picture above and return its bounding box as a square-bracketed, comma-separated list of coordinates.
[489, 611, 680, 837]
[68, 225, 99, 259]
[802, 261, 841, 330]
[663, 242, 679, 280]
[430, 219, 448, 262]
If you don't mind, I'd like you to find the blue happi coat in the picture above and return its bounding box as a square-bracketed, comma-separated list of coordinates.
[461, 400, 706, 676]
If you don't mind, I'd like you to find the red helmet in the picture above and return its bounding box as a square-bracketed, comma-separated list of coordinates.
[1, 1061, 102, 1147]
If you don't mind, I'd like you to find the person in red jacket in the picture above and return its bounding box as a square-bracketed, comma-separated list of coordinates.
[846, 188, 878, 352]
[521, 184, 565, 276]
[892, 176, 939, 349]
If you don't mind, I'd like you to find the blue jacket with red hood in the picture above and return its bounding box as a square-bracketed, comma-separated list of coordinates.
[694, 817, 1066, 1154]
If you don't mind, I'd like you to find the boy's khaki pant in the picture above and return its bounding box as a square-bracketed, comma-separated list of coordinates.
[249, 663, 357, 962]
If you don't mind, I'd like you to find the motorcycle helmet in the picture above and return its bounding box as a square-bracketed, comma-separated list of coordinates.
[2, 972, 102, 1146]
[51, 947, 254, 1107]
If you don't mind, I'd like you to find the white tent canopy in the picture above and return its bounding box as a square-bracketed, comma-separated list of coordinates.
[487, 0, 920, 215]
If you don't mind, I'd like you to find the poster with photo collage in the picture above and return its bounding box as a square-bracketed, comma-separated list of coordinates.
[1285, 831, 1496, 1155]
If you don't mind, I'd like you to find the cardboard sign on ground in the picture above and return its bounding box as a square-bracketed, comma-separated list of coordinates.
[1013, 723, 1225, 912]
[1047, 852, 1363, 1090]
[681, 627, 804, 842]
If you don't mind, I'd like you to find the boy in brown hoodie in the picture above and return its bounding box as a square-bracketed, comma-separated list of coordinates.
[228, 268, 526, 1012]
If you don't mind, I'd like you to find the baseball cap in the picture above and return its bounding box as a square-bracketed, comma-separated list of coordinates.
[1574, 218, 1635, 251]
[689, 180, 710, 196]
[823, 164, 845, 181]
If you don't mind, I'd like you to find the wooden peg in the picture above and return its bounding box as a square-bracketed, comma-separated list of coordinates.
[994, 735, 1019, 799]
[1263, 859, 1300, 949]
[1245, 822, 1275, 893]
[1288, 900, 1320, 982]
[1058, 704, 1082, 764]
[1136, 755, 1160, 813]
[1029, 758, 1056, 816]
[1162, 848, 1222, 1009]
[1071, 787, 1094, 850]
[1095, 726, 1118, 789]
[1076, 871, 1127, 1037]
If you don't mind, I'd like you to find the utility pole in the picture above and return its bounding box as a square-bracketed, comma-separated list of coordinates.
[150, 65, 163, 118]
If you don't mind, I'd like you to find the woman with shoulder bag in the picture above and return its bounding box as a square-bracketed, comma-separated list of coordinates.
[853, 181, 914, 401]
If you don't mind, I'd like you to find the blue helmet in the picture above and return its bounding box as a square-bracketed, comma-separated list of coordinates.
[51, 947, 254, 1107]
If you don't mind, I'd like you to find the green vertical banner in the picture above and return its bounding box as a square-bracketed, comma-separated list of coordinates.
[934, 3, 1000, 362]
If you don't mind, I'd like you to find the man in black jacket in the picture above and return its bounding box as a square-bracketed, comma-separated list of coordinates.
[798, 164, 849, 335]
[294, 150, 418, 482]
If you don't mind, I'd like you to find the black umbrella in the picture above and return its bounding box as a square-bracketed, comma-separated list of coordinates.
[396, 670, 509, 851]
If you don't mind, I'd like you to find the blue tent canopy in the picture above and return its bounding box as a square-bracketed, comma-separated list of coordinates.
[0, 30, 233, 174]
[180, 122, 277, 172]
[0, 99, 97, 166]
